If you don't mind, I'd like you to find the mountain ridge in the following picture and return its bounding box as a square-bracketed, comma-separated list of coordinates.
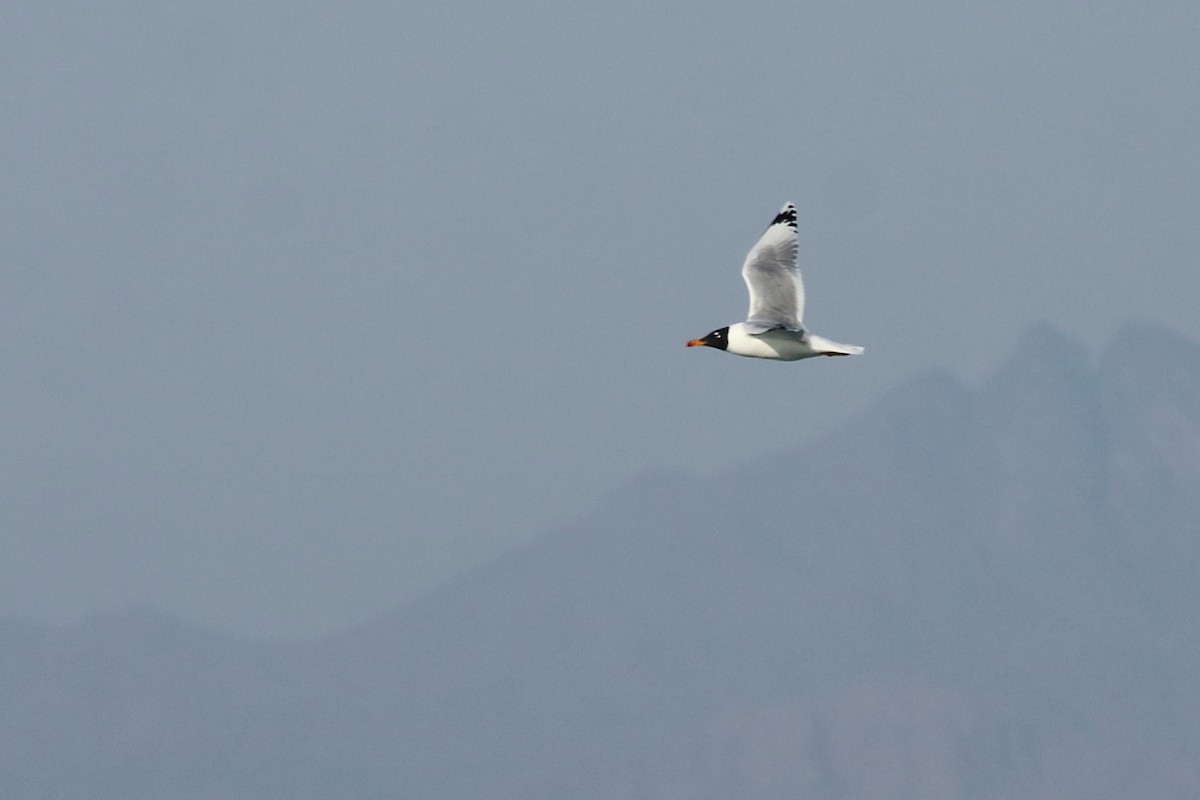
[5, 321, 1200, 799]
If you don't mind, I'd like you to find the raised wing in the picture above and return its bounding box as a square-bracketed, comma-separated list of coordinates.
[741, 202, 804, 331]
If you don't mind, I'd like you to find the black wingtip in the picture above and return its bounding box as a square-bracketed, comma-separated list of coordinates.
[770, 203, 797, 229]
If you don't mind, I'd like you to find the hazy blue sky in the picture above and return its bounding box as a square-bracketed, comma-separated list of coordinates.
[3, 0, 1198, 638]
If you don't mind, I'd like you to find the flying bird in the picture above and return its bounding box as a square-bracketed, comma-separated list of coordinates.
[687, 202, 863, 361]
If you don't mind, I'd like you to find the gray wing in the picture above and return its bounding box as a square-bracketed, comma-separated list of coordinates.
[741, 202, 804, 331]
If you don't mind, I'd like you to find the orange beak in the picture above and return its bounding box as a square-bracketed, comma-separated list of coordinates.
[686, 338, 706, 347]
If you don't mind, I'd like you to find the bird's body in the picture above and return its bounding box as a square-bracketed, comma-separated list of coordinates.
[688, 203, 863, 361]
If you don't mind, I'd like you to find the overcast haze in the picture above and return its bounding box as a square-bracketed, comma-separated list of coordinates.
[3, 0, 1198, 638]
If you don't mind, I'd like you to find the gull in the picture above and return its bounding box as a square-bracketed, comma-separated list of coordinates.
[687, 202, 863, 361]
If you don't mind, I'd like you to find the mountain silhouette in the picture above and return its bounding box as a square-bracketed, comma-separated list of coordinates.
[5, 323, 1199, 799]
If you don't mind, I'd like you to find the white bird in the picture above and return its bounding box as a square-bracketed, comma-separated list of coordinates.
[687, 202, 863, 361]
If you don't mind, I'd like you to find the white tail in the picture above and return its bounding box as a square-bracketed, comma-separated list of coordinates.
[809, 335, 864, 356]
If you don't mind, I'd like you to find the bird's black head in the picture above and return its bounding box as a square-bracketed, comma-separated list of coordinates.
[686, 327, 730, 351]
